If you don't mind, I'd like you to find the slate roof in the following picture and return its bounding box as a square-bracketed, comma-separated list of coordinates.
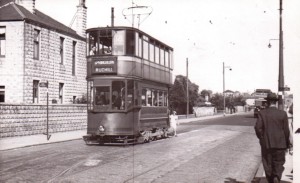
[0, 2, 84, 40]
[0, 0, 13, 7]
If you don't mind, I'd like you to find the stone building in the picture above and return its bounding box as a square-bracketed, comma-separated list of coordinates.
[0, 0, 87, 104]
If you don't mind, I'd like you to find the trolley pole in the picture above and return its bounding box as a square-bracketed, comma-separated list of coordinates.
[186, 58, 189, 119]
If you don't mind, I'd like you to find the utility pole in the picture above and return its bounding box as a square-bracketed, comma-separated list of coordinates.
[278, 0, 284, 110]
[186, 58, 189, 118]
[223, 62, 225, 116]
[223, 62, 232, 116]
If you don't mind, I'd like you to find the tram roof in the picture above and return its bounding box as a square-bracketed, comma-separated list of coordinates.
[86, 26, 173, 51]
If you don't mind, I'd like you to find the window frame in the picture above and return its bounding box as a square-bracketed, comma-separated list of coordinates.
[0, 26, 6, 57]
[33, 80, 39, 103]
[33, 29, 40, 60]
[0, 86, 5, 102]
[59, 83, 64, 104]
[60, 37, 64, 64]
[72, 41, 76, 75]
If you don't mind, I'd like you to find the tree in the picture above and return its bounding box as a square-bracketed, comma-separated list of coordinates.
[210, 93, 224, 110]
[169, 75, 199, 115]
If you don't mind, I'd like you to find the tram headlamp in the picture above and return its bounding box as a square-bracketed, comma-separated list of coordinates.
[98, 125, 105, 132]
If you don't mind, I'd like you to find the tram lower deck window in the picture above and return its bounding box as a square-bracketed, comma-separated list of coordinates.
[95, 86, 110, 107]
[112, 81, 125, 110]
[141, 88, 167, 107]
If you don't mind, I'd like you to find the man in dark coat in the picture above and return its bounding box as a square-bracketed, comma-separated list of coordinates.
[254, 93, 291, 183]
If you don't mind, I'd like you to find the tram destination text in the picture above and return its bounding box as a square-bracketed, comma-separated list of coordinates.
[95, 67, 113, 72]
[94, 61, 115, 65]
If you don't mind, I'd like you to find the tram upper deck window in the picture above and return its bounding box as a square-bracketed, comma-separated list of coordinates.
[126, 30, 135, 55]
[136, 33, 142, 57]
[113, 30, 125, 55]
[88, 30, 112, 56]
[143, 40, 149, 60]
[149, 43, 155, 62]
[155, 47, 160, 64]
[165, 50, 169, 67]
[160, 47, 165, 66]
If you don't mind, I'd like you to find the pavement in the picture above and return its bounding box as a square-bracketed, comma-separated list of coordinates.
[0, 112, 293, 183]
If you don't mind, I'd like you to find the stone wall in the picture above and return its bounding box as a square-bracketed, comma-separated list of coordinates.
[193, 107, 216, 117]
[0, 104, 87, 138]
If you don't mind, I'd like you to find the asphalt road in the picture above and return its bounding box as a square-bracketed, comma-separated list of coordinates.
[0, 113, 261, 183]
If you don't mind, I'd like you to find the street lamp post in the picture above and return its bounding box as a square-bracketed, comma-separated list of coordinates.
[223, 62, 232, 116]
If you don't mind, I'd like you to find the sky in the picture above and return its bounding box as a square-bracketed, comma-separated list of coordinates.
[35, 0, 300, 94]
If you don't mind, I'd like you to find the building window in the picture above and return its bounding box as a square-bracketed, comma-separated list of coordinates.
[0, 86, 5, 102]
[33, 29, 40, 60]
[73, 96, 76, 104]
[0, 27, 5, 57]
[59, 83, 64, 104]
[60, 37, 64, 64]
[33, 80, 39, 103]
[72, 41, 76, 75]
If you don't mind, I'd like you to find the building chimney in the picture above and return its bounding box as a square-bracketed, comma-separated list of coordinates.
[15, 0, 36, 14]
[111, 7, 114, 27]
[76, 0, 87, 38]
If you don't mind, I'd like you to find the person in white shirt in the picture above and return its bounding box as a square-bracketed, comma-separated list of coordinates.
[169, 111, 178, 137]
[90, 46, 96, 55]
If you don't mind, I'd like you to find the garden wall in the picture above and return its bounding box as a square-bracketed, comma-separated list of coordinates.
[0, 104, 87, 138]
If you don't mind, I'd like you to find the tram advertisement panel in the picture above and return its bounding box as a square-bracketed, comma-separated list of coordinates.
[91, 56, 118, 75]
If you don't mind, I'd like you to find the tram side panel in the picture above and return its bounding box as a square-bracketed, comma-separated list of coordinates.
[139, 106, 169, 130]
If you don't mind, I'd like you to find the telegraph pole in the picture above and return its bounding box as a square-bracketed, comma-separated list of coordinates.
[223, 62, 225, 116]
[278, 0, 284, 110]
[186, 58, 189, 118]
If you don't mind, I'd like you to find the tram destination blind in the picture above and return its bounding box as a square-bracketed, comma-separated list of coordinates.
[92, 59, 117, 74]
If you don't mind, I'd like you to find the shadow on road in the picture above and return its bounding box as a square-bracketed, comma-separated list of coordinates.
[244, 116, 256, 119]
[224, 177, 246, 183]
[251, 177, 292, 183]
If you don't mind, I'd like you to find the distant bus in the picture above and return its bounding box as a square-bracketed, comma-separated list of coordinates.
[253, 89, 272, 98]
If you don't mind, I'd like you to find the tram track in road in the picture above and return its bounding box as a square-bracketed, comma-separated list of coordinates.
[51, 126, 244, 183]
[0, 151, 62, 177]
[47, 125, 242, 182]
[44, 146, 140, 182]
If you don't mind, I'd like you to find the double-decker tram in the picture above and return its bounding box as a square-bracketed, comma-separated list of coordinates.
[83, 26, 174, 144]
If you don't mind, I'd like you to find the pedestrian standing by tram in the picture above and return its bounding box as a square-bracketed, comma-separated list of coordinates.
[254, 93, 292, 183]
[169, 111, 178, 137]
